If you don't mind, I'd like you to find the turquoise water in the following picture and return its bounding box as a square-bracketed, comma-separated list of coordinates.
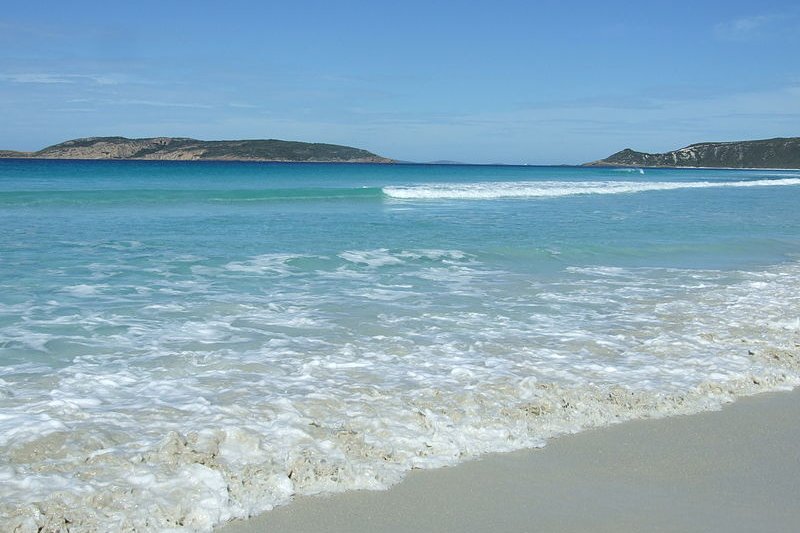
[1, 160, 800, 530]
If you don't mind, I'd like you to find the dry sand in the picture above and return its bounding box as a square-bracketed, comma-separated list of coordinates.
[218, 389, 800, 533]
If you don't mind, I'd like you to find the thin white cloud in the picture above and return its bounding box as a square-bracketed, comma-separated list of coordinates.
[87, 75, 120, 85]
[0, 73, 73, 84]
[115, 99, 213, 109]
[714, 14, 779, 40]
[52, 108, 97, 113]
[0, 73, 122, 85]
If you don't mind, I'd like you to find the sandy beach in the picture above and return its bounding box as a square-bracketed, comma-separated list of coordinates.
[218, 388, 800, 533]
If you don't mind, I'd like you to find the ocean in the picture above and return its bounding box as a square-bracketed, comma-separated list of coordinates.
[1, 159, 799, 531]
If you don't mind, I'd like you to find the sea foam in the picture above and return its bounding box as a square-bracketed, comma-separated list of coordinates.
[383, 178, 800, 199]
[1, 250, 799, 531]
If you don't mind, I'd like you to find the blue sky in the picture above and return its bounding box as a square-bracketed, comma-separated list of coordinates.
[1, 0, 798, 163]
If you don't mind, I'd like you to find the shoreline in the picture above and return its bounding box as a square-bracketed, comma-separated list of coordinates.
[218, 388, 800, 533]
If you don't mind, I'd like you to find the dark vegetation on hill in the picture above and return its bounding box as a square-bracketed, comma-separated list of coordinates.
[585, 137, 800, 169]
[0, 136, 393, 163]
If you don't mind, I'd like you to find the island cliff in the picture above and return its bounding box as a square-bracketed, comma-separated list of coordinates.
[585, 137, 800, 169]
[0, 137, 394, 163]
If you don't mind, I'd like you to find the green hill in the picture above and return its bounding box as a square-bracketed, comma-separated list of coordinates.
[0, 136, 393, 163]
[585, 137, 800, 169]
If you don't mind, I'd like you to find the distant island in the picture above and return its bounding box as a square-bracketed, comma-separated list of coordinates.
[585, 137, 800, 169]
[0, 136, 394, 163]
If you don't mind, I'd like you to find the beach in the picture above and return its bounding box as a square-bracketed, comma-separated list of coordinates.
[5, 2, 800, 531]
[219, 388, 800, 533]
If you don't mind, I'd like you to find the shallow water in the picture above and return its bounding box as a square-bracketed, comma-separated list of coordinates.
[1, 160, 799, 531]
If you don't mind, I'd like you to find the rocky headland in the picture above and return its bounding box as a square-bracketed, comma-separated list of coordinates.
[585, 137, 800, 169]
[0, 137, 394, 163]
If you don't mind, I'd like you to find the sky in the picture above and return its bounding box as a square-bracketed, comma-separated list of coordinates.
[1, 0, 798, 164]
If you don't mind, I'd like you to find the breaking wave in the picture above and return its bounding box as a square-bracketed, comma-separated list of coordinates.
[383, 177, 800, 199]
[2, 250, 799, 531]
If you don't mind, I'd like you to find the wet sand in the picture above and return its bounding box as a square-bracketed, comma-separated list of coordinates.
[218, 389, 800, 533]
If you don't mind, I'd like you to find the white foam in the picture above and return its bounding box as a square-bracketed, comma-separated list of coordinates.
[339, 249, 405, 267]
[383, 178, 800, 199]
[612, 168, 645, 174]
[61, 284, 106, 296]
[1, 251, 800, 531]
[224, 253, 307, 275]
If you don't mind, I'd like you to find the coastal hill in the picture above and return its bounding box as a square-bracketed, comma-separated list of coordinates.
[0, 136, 394, 163]
[585, 137, 800, 169]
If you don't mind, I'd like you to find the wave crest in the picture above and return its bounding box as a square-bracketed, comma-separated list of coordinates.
[383, 178, 800, 200]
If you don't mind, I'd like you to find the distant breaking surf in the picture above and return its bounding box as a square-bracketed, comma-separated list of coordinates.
[383, 178, 800, 199]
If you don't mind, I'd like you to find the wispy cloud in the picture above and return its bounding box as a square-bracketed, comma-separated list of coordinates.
[115, 99, 213, 109]
[713, 14, 781, 40]
[51, 107, 97, 113]
[0, 73, 121, 85]
[1, 73, 74, 84]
